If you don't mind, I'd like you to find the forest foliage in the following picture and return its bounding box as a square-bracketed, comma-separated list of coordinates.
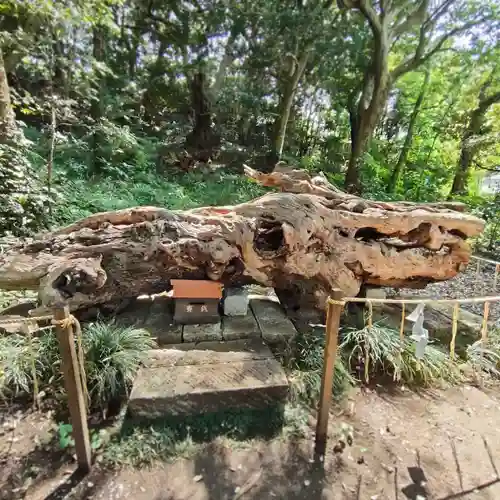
[0, 0, 499, 251]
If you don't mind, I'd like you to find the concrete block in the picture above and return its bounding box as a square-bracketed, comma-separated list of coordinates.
[182, 322, 222, 343]
[223, 288, 249, 316]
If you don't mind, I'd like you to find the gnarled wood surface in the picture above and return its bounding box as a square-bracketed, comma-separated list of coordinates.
[0, 166, 485, 312]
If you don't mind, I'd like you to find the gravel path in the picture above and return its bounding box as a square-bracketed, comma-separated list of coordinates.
[391, 258, 500, 323]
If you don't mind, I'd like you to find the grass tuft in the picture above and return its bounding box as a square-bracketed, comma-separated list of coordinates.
[466, 327, 500, 377]
[288, 329, 355, 406]
[341, 322, 463, 387]
[83, 322, 156, 408]
[0, 334, 42, 397]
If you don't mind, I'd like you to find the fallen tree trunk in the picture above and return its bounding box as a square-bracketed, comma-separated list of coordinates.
[0, 166, 485, 312]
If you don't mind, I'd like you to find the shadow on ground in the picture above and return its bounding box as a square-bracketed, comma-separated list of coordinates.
[155, 439, 341, 500]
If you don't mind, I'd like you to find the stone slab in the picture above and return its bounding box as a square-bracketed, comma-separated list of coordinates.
[129, 358, 288, 418]
[143, 339, 273, 368]
[141, 297, 182, 345]
[183, 322, 222, 343]
[250, 298, 297, 343]
[222, 313, 261, 341]
[223, 288, 249, 316]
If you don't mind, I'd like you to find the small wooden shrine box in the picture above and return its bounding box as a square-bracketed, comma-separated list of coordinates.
[171, 279, 223, 324]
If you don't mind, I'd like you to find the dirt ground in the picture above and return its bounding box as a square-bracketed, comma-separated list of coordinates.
[2, 384, 500, 500]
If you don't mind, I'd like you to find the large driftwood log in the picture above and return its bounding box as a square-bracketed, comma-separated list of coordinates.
[0, 166, 485, 312]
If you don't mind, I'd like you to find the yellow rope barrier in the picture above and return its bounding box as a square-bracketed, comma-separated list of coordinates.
[51, 315, 89, 412]
[0, 311, 90, 411]
[328, 295, 500, 305]
[449, 303, 459, 360]
[471, 255, 500, 266]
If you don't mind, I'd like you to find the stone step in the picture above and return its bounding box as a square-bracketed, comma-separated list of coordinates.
[128, 339, 289, 419]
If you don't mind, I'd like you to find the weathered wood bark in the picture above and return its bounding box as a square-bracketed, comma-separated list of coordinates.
[0, 165, 484, 312]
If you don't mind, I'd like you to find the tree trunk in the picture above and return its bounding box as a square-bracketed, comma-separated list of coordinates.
[52, 38, 68, 98]
[185, 72, 221, 163]
[272, 51, 310, 162]
[344, 36, 391, 194]
[90, 26, 106, 175]
[388, 67, 430, 193]
[449, 89, 500, 198]
[0, 48, 18, 144]
[47, 104, 56, 217]
[0, 165, 484, 314]
[143, 38, 168, 125]
[211, 31, 237, 100]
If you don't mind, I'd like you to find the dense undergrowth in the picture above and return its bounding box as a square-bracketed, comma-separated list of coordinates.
[49, 169, 267, 227]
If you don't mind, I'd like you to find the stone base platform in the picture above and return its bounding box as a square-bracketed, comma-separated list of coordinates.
[115, 292, 297, 346]
[128, 339, 288, 419]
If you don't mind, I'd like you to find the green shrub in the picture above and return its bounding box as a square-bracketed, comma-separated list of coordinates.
[399, 341, 463, 386]
[466, 328, 500, 377]
[0, 322, 155, 408]
[0, 143, 51, 236]
[50, 170, 266, 227]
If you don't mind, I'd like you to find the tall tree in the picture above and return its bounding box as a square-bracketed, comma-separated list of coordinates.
[268, 1, 338, 166]
[448, 85, 500, 196]
[340, 0, 497, 193]
[90, 24, 107, 174]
